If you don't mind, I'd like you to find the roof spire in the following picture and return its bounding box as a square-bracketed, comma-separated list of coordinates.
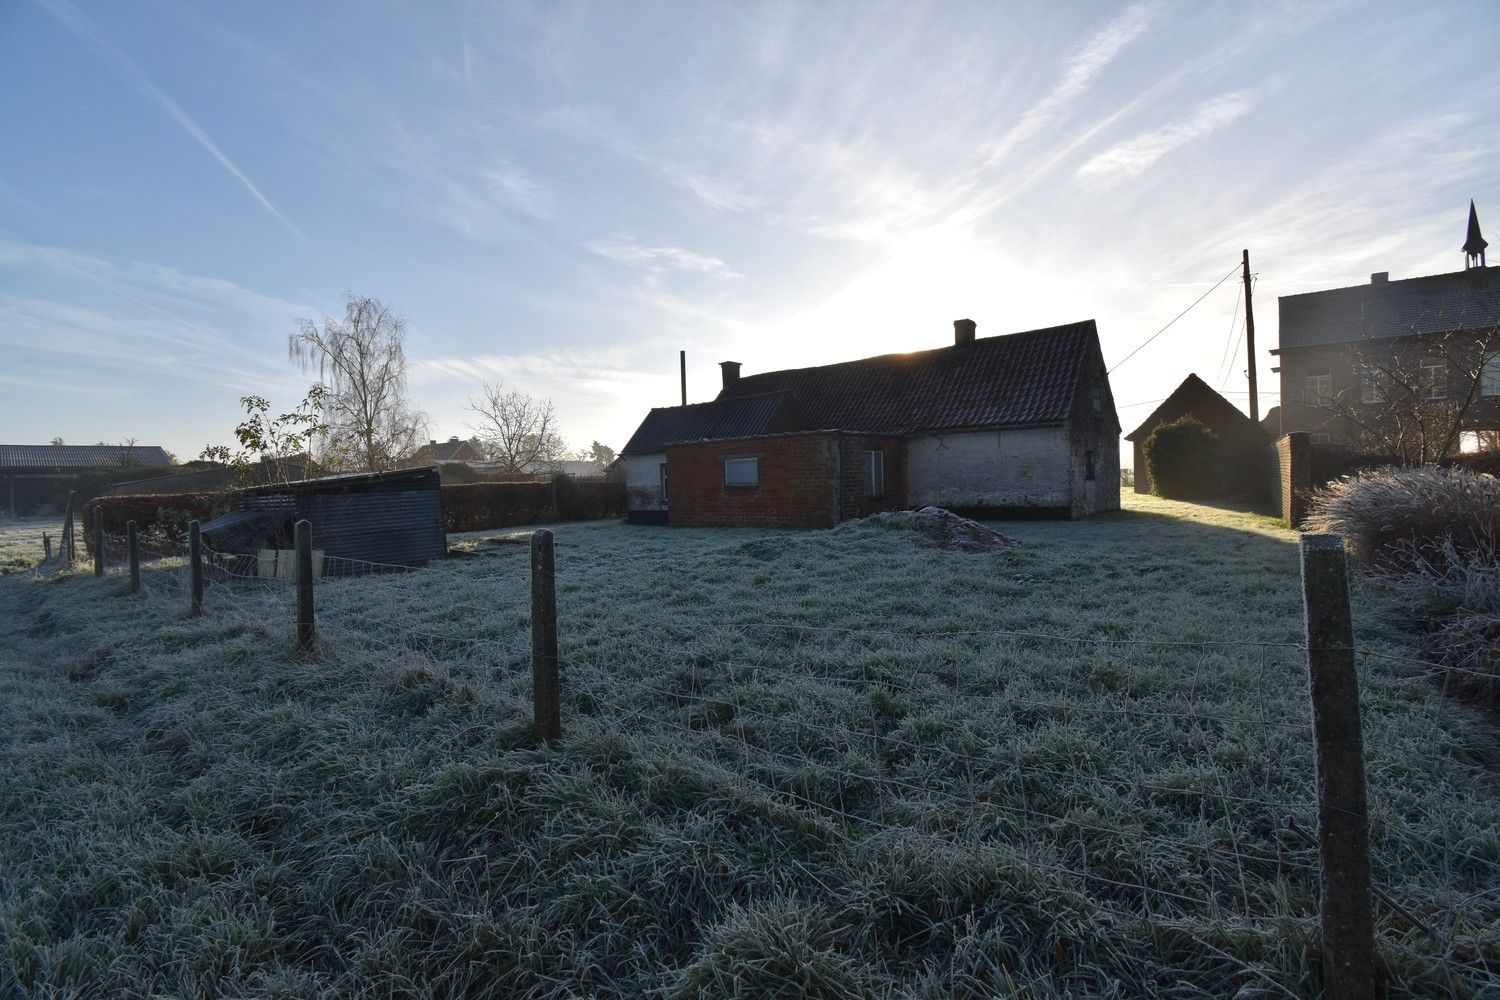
[1464, 199, 1487, 268]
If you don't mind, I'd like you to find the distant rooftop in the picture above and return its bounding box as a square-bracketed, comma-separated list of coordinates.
[0, 443, 173, 470]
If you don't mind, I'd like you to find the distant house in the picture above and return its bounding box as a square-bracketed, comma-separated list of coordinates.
[524, 459, 605, 479]
[621, 319, 1120, 528]
[1, 443, 173, 516]
[1273, 203, 1500, 449]
[407, 437, 485, 466]
[1124, 374, 1268, 497]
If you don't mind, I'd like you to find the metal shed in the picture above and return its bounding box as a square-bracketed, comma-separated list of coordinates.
[202, 467, 447, 574]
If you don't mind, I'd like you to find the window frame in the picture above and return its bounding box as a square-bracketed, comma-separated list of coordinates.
[723, 456, 760, 488]
[1421, 358, 1448, 400]
[863, 449, 885, 498]
[659, 462, 668, 502]
[1304, 368, 1333, 408]
[1358, 366, 1386, 404]
[1482, 353, 1500, 398]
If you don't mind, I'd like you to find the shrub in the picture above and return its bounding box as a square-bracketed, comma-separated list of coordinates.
[78, 493, 220, 556]
[1304, 466, 1500, 569]
[440, 478, 626, 532]
[1142, 416, 1222, 500]
[1425, 611, 1500, 710]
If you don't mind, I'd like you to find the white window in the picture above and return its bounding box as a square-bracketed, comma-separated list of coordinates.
[724, 456, 759, 486]
[1359, 367, 1386, 404]
[1482, 353, 1500, 397]
[1304, 369, 1332, 408]
[659, 463, 668, 502]
[863, 450, 884, 497]
[1422, 359, 1448, 400]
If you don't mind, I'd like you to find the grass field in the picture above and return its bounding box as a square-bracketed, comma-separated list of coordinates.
[0, 515, 63, 575]
[1, 494, 1496, 997]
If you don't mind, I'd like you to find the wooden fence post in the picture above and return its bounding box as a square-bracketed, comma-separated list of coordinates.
[43, 533, 51, 560]
[127, 520, 140, 594]
[1300, 533, 1378, 1000]
[189, 520, 204, 617]
[63, 491, 75, 565]
[531, 528, 561, 740]
[295, 519, 315, 652]
[93, 506, 104, 577]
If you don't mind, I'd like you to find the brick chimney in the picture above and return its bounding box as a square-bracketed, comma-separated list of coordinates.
[954, 318, 976, 346]
[720, 361, 741, 391]
[1371, 272, 1389, 284]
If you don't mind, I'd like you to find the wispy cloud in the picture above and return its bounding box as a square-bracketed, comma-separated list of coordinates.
[32, 0, 304, 239]
[982, 1, 1162, 166]
[587, 238, 740, 279]
[1077, 91, 1254, 182]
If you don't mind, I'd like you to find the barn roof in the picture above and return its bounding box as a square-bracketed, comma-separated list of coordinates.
[622, 320, 1105, 454]
[1278, 267, 1500, 351]
[0, 443, 174, 470]
[1124, 374, 1262, 442]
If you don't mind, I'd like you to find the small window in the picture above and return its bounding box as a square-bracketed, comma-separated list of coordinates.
[1091, 385, 1103, 416]
[863, 450, 884, 497]
[1085, 449, 1096, 481]
[1310, 433, 1331, 444]
[1359, 367, 1386, 404]
[1422, 359, 1448, 400]
[659, 462, 668, 502]
[1482, 353, 1500, 397]
[1304, 369, 1332, 408]
[724, 456, 759, 487]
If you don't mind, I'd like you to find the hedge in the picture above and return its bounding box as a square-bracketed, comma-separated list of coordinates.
[78, 493, 220, 556]
[1143, 416, 1223, 501]
[441, 478, 627, 532]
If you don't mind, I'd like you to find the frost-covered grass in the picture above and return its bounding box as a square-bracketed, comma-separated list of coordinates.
[2, 494, 1497, 997]
[0, 515, 63, 575]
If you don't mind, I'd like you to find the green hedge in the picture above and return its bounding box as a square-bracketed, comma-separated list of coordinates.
[1143, 416, 1223, 501]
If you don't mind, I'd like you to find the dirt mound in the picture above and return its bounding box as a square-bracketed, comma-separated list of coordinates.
[842, 506, 1020, 552]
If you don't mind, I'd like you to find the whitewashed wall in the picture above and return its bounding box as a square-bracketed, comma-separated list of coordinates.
[624, 453, 666, 510]
[907, 427, 1071, 509]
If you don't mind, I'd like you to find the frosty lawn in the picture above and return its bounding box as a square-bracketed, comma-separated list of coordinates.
[1, 494, 1495, 997]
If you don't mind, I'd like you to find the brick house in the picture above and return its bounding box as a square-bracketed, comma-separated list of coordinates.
[621, 319, 1120, 528]
[1124, 374, 1268, 496]
[1273, 204, 1500, 452]
[407, 436, 485, 466]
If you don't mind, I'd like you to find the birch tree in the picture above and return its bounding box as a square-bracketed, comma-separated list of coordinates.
[288, 295, 429, 472]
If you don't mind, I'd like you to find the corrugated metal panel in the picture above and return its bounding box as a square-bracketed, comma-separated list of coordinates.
[0, 444, 174, 470]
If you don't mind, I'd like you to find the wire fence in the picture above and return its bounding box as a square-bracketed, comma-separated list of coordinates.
[27, 518, 1500, 995]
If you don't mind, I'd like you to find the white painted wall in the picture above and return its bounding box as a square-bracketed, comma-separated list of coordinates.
[624, 453, 667, 510]
[907, 427, 1072, 509]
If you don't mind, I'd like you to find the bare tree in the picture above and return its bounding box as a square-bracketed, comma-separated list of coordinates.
[289, 295, 429, 472]
[1321, 320, 1499, 464]
[466, 381, 566, 472]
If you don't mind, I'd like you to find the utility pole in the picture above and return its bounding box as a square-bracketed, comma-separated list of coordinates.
[1242, 248, 1259, 425]
[679, 350, 687, 406]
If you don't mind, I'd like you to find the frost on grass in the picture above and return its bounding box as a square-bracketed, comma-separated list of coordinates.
[1, 493, 1497, 998]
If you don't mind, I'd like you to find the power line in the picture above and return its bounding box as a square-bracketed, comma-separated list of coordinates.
[1108, 262, 1241, 375]
[1220, 273, 1258, 390]
[1215, 280, 1243, 386]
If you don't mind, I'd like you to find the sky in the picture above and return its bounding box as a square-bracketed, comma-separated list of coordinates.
[2, 0, 1497, 464]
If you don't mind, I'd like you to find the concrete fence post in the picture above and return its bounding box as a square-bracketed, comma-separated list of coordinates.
[531, 528, 561, 740]
[295, 519, 315, 652]
[93, 506, 104, 577]
[62, 491, 76, 565]
[127, 520, 140, 594]
[1300, 533, 1378, 1000]
[43, 532, 51, 560]
[188, 520, 204, 617]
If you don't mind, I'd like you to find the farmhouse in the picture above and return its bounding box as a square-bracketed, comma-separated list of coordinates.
[621, 319, 1119, 527]
[1125, 374, 1268, 497]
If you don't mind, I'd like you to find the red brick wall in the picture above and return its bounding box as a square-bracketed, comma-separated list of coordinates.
[667, 433, 877, 528]
[1274, 432, 1312, 526]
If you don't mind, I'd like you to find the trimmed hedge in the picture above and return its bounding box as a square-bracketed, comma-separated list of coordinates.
[441, 478, 626, 532]
[1143, 416, 1223, 501]
[78, 493, 219, 556]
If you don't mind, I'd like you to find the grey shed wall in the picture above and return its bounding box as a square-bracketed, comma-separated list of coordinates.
[244, 471, 447, 572]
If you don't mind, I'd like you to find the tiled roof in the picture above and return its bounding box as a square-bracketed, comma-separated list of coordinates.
[0, 444, 174, 470]
[1124, 373, 1262, 442]
[1278, 267, 1500, 351]
[622, 393, 785, 455]
[621, 320, 1107, 454]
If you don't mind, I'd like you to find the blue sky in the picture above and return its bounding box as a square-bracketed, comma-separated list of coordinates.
[2, 0, 1496, 461]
